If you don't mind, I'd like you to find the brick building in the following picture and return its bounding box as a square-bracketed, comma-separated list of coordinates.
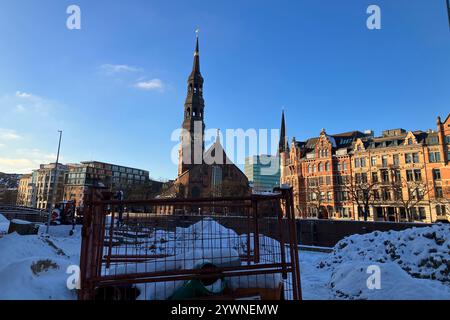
[159, 36, 249, 207]
[280, 113, 450, 223]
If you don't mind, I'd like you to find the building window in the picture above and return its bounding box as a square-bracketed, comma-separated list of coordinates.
[414, 169, 422, 182]
[393, 154, 400, 166]
[382, 188, 391, 201]
[355, 158, 361, 168]
[405, 153, 412, 164]
[381, 170, 389, 183]
[393, 169, 401, 182]
[343, 163, 348, 171]
[382, 156, 388, 167]
[325, 162, 330, 172]
[429, 152, 441, 163]
[405, 153, 420, 164]
[407, 138, 413, 145]
[406, 170, 414, 182]
[371, 156, 377, 166]
[371, 172, 378, 183]
[436, 205, 446, 216]
[355, 173, 368, 184]
[445, 136, 450, 144]
[412, 207, 426, 220]
[432, 169, 441, 180]
[318, 163, 323, 172]
[361, 158, 366, 167]
[435, 187, 443, 198]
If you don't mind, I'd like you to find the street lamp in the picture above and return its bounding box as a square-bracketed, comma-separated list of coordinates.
[46, 130, 63, 234]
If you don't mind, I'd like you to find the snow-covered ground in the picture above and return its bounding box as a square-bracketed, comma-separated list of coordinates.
[0, 218, 449, 300]
[0, 225, 81, 300]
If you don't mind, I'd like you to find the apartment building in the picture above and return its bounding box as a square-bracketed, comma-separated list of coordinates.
[280, 113, 450, 223]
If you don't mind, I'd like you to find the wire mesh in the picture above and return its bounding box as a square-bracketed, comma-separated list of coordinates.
[79, 190, 301, 300]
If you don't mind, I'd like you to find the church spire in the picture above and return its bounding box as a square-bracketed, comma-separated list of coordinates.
[190, 31, 201, 78]
[279, 110, 286, 153]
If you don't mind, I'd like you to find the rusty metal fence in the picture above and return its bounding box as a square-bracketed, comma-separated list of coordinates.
[78, 188, 301, 300]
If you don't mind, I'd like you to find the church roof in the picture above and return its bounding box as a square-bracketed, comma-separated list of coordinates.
[203, 133, 233, 165]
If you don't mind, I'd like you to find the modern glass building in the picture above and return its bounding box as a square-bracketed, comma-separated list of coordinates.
[244, 155, 280, 193]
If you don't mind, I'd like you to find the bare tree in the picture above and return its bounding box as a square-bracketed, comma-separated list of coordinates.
[305, 177, 326, 219]
[345, 173, 379, 221]
[388, 169, 430, 222]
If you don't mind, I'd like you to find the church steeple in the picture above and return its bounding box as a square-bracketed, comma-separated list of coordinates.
[184, 33, 205, 120]
[279, 110, 286, 153]
[191, 36, 201, 76]
[179, 33, 206, 176]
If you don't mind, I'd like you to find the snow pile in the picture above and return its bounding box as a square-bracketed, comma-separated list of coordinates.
[318, 224, 450, 300]
[110, 218, 284, 300]
[0, 226, 81, 300]
[0, 214, 9, 234]
[142, 218, 279, 263]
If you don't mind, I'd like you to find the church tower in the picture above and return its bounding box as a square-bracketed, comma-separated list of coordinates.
[179, 34, 206, 175]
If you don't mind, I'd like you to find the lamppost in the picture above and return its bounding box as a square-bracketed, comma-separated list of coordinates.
[46, 130, 63, 234]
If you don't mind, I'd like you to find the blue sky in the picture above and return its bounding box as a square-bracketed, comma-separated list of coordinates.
[0, 0, 449, 179]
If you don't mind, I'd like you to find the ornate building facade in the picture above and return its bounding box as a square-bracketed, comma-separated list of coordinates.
[280, 113, 450, 223]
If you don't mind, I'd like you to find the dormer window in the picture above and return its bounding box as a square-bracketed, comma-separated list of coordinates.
[407, 138, 413, 145]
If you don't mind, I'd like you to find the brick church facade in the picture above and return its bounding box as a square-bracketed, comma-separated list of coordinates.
[159, 36, 249, 207]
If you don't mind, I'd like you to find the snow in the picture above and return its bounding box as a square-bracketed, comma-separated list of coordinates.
[0, 225, 81, 300]
[0, 219, 449, 300]
[315, 224, 450, 300]
[327, 261, 450, 300]
[11, 219, 32, 225]
[0, 214, 9, 234]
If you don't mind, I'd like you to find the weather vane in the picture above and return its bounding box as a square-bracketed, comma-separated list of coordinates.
[195, 28, 200, 38]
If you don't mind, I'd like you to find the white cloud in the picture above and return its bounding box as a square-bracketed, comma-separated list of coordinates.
[0, 129, 22, 141]
[134, 79, 164, 91]
[99, 64, 143, 75]
[0, 158, 42, 174]
[0, 91, 60, 116]
[0, 149, 59, 174]
[15, 91, 36, 99]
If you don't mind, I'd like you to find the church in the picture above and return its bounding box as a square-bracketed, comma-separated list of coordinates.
[159, 36, 249, 202]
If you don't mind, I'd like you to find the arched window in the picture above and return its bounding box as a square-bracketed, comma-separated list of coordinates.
[318, 163, 323, 172]
[325, 162, 330, 172]
[186, 108, 191, 117]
